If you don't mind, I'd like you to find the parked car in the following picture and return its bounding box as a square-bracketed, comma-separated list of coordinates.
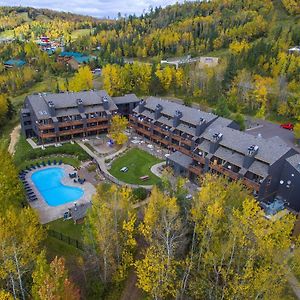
[280, 123, 294, 130]
[120, 167, 128, 172]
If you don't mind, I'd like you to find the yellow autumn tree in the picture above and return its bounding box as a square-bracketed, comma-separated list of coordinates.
[183, 174, 295, 300]
[109, 115, 128, 145]
[135, 187, 185, 299]
[32, 252, 80, 300]
[83, 184, 136, 284]
[0, 94, 8, 126]
[68, 66, 93, 92]
[0, 207, 45, 300]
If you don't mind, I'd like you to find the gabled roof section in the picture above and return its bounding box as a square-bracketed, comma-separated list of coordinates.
[286, 154, 300, 173]
[4, 59, 26, 67]
[27, 90, 117, 120]
[112, 94, 140, 105]
[144, 97, 218, 125]
[202, 125, 292, 165]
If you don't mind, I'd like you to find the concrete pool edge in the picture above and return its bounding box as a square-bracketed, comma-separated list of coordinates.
[24, 164, 96, 224]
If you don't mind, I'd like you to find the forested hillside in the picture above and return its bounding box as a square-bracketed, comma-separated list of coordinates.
[70, 0, 300, 123]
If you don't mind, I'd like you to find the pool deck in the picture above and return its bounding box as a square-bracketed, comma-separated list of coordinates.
[25, 164, 96, 224]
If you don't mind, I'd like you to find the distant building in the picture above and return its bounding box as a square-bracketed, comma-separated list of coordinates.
[4, 59, 26, 68]
[57, 52, 94, 69]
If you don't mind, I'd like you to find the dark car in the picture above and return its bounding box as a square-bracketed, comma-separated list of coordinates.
[280, 123, 294, 130]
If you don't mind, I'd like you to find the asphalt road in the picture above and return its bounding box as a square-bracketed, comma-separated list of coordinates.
[246, 119, 299, 151]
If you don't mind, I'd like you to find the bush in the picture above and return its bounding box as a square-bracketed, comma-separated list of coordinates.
[87, 163, 97, 173]
[132, 187, 148, 201]
[233, 113, 246, 131]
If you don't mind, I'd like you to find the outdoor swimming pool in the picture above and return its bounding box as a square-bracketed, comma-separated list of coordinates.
[31, 167, 84, 206]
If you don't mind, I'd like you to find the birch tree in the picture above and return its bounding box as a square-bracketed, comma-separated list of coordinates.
[83, 184, 136, 284]
[0, 207, 44, 299]
[135, 187, 186, 299]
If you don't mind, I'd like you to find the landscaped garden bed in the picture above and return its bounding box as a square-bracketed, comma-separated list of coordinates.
[14, 136, 91, 169]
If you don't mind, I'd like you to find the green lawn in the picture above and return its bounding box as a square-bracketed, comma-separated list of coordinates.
[71, 28, 93, 39]
[47, 218, 84, 241]
[109, 148, 162, 185]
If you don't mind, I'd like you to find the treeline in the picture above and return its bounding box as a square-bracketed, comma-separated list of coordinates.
[102, 62, 184, 96]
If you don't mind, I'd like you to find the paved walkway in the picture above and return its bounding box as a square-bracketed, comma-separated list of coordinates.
[150, 162, 166, 178]
[77, 142, 153, 190]
[8, 125, 20, 155]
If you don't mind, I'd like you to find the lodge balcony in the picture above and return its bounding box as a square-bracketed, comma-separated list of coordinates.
[242, 178, 260, 192]
[210, 163, 240, 180]
[188, 165, 202, 176]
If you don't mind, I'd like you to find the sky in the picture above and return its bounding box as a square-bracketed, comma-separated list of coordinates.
[1, 0, 184, 18]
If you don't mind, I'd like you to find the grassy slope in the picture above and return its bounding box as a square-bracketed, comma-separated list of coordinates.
[109, 148, 162, 185]
[47, 218, 83, 241]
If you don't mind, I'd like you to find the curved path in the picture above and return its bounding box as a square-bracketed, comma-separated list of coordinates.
[150, 162, 166, 178]
[77, 142, 154, 190]
[8, 124, 21, 155]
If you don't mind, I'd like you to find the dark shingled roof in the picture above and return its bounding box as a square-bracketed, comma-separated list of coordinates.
[168, 151, 193, 168]
[112, 94, 140, 105]
[26, 90, 118, 120]
[70, 202, 92, 222]
[144, 97, 218, 125]
[286, 154, 300, 173]
[202, 125, 292, 165]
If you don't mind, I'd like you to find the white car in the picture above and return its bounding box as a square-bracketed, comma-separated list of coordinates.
[120, 167, 128, 172]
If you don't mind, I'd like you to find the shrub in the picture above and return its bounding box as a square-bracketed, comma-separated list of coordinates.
[87, 164, 97, 173]
[132, 187, 148, 201]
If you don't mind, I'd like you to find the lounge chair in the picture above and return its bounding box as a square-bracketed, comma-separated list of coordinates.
[36, 163, 41, 168]
[26, 167, 31, 171]
[58, 160, 62, 165]
[53, 160, 57, 165]
[31, 164, 36, 169]
[48, 160, 51, 166]
[28, 196, 37, 202]
[73, 179, 77, 183]
[42, 161, 46, 167]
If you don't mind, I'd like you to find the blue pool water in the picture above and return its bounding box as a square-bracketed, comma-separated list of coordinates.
[31, 167, 84, 206]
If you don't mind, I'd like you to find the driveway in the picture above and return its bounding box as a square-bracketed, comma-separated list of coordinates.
[245, 119, 299, 151]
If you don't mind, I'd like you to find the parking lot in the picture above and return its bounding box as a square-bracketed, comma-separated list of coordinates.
[245, 119, 299, 151]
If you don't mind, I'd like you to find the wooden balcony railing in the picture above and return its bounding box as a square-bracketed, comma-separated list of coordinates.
[192, 153, 206, 164]
[40, 132, 56, 139]
[210, 163, 240, 180]
[86, 124, 109, 132]
[86, 117, 109, 124]
[153, 125, 170, 135]
[152, 135, 170, 146]
[188, 165, 202, 176]
[58, 128, 84, 136]
[37, 123, 55, 130]
[132, 125, 152, 136]
[58, 120, 84, 127]
[242, 178, 260, 192]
